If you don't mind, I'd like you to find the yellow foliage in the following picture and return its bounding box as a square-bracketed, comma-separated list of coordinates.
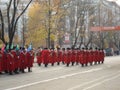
[27, 0, 68, 47]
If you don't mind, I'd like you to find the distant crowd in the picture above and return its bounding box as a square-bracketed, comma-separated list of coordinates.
[36, 47, 105, 67]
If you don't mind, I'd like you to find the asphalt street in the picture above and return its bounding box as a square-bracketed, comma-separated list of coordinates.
[0, 56, 120, 90]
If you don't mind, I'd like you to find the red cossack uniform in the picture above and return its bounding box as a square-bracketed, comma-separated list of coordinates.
[79, 51, 84, 65]
[71, 50, 76, 63]
[26, 51, 34, 68]
[2, 52, 7, 72]
[11, 51, 20, 70]
[37, 50, 43, 65]
[88, 51, 93, 64]
[57, 50, 62, 64]
[62, 51, 67, 64]
[65, 50, 71, 65]
[76, 50, 79, 64]
[84, 51, 88, 65]
[7, 52, 15, 72]
[49, 50, 56, 64]
[41, 50, 50, 65]
[19, 51, 26, 70]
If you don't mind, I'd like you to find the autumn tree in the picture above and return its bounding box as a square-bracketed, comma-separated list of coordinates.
[27, 0, 70, 48]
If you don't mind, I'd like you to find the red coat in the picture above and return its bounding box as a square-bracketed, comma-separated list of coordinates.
[88, 51, 93, 63]
[62, 51, 67, 63]
[65, 50, 71, 64]
[94, 51, 99, 62]
[41, 50, 50, 64]
[57, 50, 62, 63]
[2, 52, 7, 71]
[71, 50, 76, 62]
[26, 51, 34, 68]
[49, 50, 56, 64]
[79, 51, 84, 64]
[19, 51, 26, 69]
[37, 50, 43, 64]
[7, 52, 15, 72]
[11, 51, 20, 69]
[76, 50, 79, 63]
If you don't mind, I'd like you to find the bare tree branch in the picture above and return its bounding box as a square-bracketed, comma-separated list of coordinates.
[0, 9, 5, 43]
[7, 0, 13, 40]
[11, 0, 33, 43]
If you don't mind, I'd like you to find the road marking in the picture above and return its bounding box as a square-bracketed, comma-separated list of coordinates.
[83, 73, 120, 90]
[34, 67, 63, 73]
[4, 68, 102, 90]
[68, 71, 120, 90]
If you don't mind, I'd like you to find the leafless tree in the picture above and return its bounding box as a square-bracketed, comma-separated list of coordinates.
[0, 0, 32, 49]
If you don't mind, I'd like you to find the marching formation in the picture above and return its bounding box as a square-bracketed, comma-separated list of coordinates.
[36, 47, 105, 67]
[0, 47, 34, 75]
[0, 46, 105, 75]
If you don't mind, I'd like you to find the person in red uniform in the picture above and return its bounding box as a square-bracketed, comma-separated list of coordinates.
[94, 48, 98, 65]
[49, 48, 56, 66]
[26, 50, 34, 72]
[71, 48, 76, 66]
[62, 48, 66, 65]
[41, 48, 50, 67]
[2, 50, 7, 73]
[88, 48, 93, 66]
[36, 47, 43, 66]
[79, 48, 84, 67]
[84, 48, 88, 66]
[11, 47, 20, 74]
[7, 50, 15, 75]
[19, 48, 26, 73]
[57, 48, 62, 65]
[65, 48, 71, 67]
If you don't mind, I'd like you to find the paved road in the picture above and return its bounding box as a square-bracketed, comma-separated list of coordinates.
[0, 56, 120, 90]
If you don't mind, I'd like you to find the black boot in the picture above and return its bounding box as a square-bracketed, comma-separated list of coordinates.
[72, 62, 74, 66]
[9, 71, 13, 75]
[38, 63, 41, 66]
[102, 61, 104, 64]
[52, 63, 54, 66]
[67, 63, 69, 67]
[57, 62, 60, 65]
[45, 64, 48, 67]
[81, 64, 84, 67]
[90, 63, 92, 66]
[28, 67, 32, 72]
[5, 70, 8, 73]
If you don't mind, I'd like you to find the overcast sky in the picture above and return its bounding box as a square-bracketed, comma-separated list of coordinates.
[108, 0, 120, 5]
